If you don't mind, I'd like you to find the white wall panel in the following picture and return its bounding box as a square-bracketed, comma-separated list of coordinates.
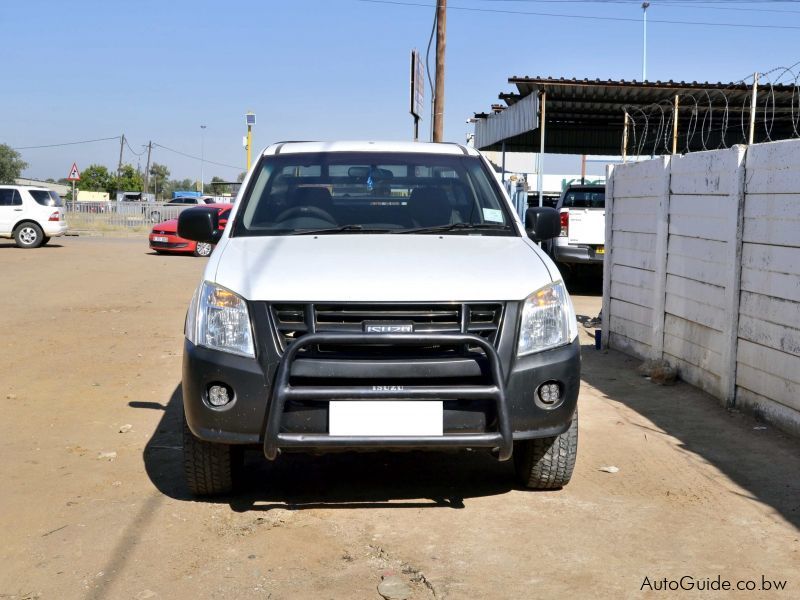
[606, 141, 799, 436]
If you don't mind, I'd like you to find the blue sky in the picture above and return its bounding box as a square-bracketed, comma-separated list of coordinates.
[3, 0, 800, 181]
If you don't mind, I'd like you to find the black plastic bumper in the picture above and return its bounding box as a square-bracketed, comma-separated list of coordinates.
[183, 332, 580, 457]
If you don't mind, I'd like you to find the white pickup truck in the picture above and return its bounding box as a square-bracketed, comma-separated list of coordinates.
[176, 141, 581, 496]
[548, 184, 605, 276]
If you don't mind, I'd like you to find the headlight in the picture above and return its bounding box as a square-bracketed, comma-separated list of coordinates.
[517, 281, 577, 356]
[186, 281, 255, 357]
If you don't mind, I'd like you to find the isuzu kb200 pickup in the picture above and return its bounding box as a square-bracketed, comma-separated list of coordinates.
[177, 141, 580, 495]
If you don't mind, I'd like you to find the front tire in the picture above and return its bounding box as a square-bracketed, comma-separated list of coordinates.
[514, 410, 578, 489]
[193, 242, 213, 257]
[14, 223, 44, 248]
[182, 416, 242, 496]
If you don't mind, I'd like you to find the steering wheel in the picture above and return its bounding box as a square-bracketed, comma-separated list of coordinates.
[274, 206, 335, 223]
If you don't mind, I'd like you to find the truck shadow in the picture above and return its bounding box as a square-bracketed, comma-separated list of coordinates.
[580, 342, 800, 530]
[140, 385, 516, 511]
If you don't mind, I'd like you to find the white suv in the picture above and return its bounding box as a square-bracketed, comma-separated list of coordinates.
[0, 185, 67, 248]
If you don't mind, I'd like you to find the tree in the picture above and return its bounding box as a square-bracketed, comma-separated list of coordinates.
[109, 164, 144, 196]
[161, 178, 195, 200]
[0, 143, 28, 183]
[79, 164, 113, 192]
[237, 171, 247, 183]
[149, 163, 170, 199]
[206, 176, 226, 195]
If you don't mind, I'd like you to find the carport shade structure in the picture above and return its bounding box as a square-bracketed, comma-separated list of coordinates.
[473, 76, 799, 158]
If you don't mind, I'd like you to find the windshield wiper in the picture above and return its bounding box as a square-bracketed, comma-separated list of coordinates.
[396, 222, 511, 234]
[289, 224, 394, 235]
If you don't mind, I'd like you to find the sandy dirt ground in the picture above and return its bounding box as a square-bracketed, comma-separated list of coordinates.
[1, 236, 798, 600]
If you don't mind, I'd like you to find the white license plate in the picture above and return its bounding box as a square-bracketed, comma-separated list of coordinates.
[329, 401, 443, 436]
[153, 236, 168, 242]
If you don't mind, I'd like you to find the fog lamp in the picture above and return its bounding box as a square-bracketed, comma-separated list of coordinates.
[538, 382, 562, 405]
[208, 383, 233, 407]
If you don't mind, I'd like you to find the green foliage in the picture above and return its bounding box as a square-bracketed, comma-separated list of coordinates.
[237, 171, 247, 183]
[79, 164, 113, 192]
[206, 175, 226, 195]
[160, 178, 195, 199]
[110, 164, 144, 196]
[0, 143, 28, 183]
[149, 163, 170, 199]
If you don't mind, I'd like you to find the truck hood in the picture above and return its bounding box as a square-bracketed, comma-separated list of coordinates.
[211, 235, 552, 302]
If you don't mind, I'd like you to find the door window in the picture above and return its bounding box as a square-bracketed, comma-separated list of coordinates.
[0, 189, 22, 206]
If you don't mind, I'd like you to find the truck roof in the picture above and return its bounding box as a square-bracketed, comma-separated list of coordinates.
[262, 140, 479, 157]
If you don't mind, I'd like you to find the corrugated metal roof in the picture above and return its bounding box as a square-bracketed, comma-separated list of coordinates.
[474, 76, 798, 155]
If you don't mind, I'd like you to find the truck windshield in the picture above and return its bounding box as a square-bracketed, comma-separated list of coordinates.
[232, 152, 515, 236]
[562, 188, 605, 209]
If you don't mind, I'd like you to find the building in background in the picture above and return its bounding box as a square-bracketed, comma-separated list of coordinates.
[15, 178, 69, 197]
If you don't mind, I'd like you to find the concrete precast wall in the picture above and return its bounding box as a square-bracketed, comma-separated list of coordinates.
[602, 139, 800, 437]
[602, 157, 666, 359]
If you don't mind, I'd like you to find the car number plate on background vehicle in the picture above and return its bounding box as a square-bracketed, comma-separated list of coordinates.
[153, 236, 168, 242]
[596, 246, 605, 254]
[329, 401, 443, 436]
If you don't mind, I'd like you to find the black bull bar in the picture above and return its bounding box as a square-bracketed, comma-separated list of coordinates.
[263, 332, 514, 461]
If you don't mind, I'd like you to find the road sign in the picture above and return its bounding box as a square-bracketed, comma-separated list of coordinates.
[410, 49, 424, 119]
[67, 163, 80, 181]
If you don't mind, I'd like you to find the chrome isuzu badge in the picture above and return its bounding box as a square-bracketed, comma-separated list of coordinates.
[363, 322, 414, 333]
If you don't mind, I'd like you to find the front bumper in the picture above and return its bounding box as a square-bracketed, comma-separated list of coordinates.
[149, 234, 191, 251]
[182, 328, 581, 460]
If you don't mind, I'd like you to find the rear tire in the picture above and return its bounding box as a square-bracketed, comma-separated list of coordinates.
[14, 223, 44, 248]
[41, 236, 51, 246]
[182, 415, 242, 496]
[514, 410, 578, 489]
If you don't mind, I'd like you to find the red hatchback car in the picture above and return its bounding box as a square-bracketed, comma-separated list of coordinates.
[149, 203, 233, 257]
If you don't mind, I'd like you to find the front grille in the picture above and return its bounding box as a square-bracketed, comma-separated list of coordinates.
[269, 302, 504, 354]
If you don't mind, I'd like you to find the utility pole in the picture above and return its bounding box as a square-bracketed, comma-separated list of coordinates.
[144, 141, 152, 196]
[200, 125, 207, 194]
[642, 2, 650, 81]
[432, 0, 446, 142]
[245, 112, 256, 171]
[117, 134, 125, 182]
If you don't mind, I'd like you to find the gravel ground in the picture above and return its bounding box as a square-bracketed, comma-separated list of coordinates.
[1, 236, 798, 599]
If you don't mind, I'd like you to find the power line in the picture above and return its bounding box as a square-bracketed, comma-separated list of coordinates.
[356, 0, 800, 28]
[123, 136, 147, 157]
[12, 136, 121, 150]
[151, 142, 241, 171]
[477, 0, 800, 14]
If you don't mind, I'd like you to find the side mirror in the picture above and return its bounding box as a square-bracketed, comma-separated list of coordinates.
[524, 207, 560, 242]
[178, 207, 222, 244]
